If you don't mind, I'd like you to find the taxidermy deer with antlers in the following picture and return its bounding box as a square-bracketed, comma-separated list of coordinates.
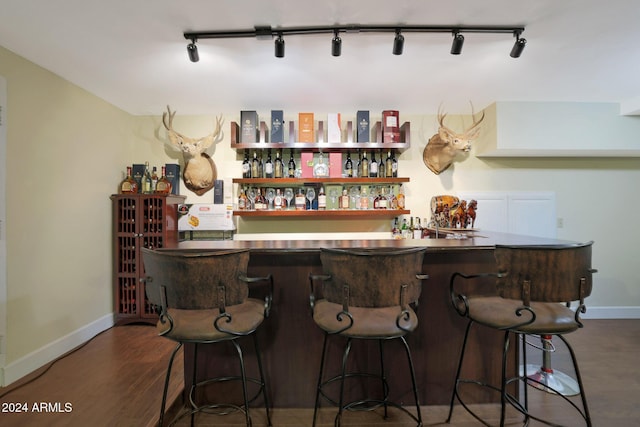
[423, 106, 484, 175]
[162, 106, 223, 196]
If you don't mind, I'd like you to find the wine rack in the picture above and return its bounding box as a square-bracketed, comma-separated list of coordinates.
[111, 193, 185, 325]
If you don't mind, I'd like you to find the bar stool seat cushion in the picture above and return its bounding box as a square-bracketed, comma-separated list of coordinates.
[313, 299, 418, 338]
[466, 296, 580, 334]
[157, 297, 265, 342]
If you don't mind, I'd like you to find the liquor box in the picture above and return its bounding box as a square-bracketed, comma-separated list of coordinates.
[327, 113, 341, 142]
[271, 110, 284, 143]
[357, 110, 370, 142]
[298, 112, 314, 142]
[382, 110, 400, 143]
[329, 152, 342, 177]
[300, 152, 314, 178]
[132, 164, 145, 192]
[165, 163, 180, 195]
[240, 110, 258, 143]
[178, 204, 234, 231]
[213, 180, 224, 204]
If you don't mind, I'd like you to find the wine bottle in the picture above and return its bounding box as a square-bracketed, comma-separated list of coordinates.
[288, 149, 296, 178]
[151, 166, 159, 191]
[251, 151, 260, 178]
[361, 151, 369, 178]
[242, 150, 251, 178]
[274, 150, 284, 178]
[142, 161, 152, 194]
[385, 151, 394, 178]
[378, 150, 386, 178]
[264, 150, 274, 178]
[369, 151, 378, 177]
[345, 151, 353, 177]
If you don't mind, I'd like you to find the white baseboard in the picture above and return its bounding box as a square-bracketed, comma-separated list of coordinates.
[1, 313, 114, 386]
[581, 306, 640, 319]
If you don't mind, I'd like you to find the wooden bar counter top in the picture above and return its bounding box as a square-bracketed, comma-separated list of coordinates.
[175, 232, 577, 408]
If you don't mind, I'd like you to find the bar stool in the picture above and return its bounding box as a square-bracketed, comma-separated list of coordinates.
[446, 241, 596, 427]
[141, 248, 273, 427]
[309, 247, 429, 426]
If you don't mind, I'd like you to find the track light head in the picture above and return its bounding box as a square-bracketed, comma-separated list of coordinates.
[275, 33, 285, 58]
[450, 31, 464, 55]
[187, 39, 199, 62]
[393, 30, 404, 55]
[332, 30, 342, 57]
[510, 31, 526, 58]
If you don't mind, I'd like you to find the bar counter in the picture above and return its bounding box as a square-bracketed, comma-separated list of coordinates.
[176, 232, 576, 408]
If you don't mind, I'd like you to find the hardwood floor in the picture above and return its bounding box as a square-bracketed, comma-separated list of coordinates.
[0, 319, 638, 426]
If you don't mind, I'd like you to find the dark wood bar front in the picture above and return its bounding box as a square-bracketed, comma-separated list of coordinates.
[177, 233, 574, 408]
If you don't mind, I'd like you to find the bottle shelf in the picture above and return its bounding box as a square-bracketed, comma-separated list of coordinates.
[234, 209, 410, 218]
[233, 177, 409, 185]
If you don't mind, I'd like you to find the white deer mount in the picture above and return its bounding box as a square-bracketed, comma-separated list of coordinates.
[162, 106, 223, 196]
[423, 105, 485, 175]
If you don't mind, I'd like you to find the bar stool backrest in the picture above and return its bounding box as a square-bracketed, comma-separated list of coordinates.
[494, 241, 594, 304]
[319, 247, 426, 308]
[141, 248, 250, 310]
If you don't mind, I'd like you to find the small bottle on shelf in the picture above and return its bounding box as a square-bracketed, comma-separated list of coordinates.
[151, 166, 159, 191]
[295, 188, 306, 210]
[119, 166, 139, 194]
[361, 151, 369, 178]
[237, 188, 248, 210]
[378, 150, 386, 178]
[254, 189, 268, 211]
[359, 186, 369, 210]
[385, 151, 394, 178]
[251, 151, 260, 178]
[413, 217, 422, 239]
[392, 218, 401, 239]
[339, 189, 350, 209]
[155, 166, 172, 194]
[274, 188, 283, 210]
[318, 186, 327, 210]
[396, 184, 406, 209]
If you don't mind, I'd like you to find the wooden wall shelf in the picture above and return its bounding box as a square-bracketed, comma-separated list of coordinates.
[233, 177, 409, 185]
[234, 209, 410, 218]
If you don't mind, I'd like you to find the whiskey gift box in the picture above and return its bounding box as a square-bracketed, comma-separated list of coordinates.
[165, 163, 180, 195]
[240, 110, 259, 143]
[357, 110, 370, 142]
[132, 164, 145, 192]
[300, 152, 314, 178]
[271, 110, 284, 143]
[382, 110, 400, 143]
[327, 113, 341, 142]
[298, 112, 315, 142]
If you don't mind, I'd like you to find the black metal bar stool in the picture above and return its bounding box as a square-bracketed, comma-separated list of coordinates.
[309, 247, 429, 426]
[446, 241, 596, 427]
[141, 248, 273, 427]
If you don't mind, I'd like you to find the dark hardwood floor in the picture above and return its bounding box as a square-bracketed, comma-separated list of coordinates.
[0, 319, 638, 426]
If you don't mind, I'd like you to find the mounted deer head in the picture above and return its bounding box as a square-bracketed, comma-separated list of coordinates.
[162, 105, 223, 196]
[422, 105, 484, 175]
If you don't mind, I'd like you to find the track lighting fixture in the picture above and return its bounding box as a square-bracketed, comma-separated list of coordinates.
[275, 33, 285, 58]
[510, 31, 526, 58]
[450, 31, 464, 55]
[183, 24, 526, 59]
[332, 30, 342, 57]
[187, 39, 199, 63]
[393, 30, 404, 55]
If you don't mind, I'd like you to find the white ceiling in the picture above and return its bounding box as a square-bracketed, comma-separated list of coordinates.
[1, 0, 640, 116]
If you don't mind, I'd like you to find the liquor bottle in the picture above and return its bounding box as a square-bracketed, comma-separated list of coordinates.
[264, 150, 274, 178]
[378, 150, 386, 178]
[151, 166, 159, 191]
[413, 217, 422, 239]
[361, 151, 369, 178]
[237, 188, 248, 210]
[375, 187, 388, 209]
[295, 188, 306, 210]
[422, 217, 430, 238]
[392, 218, 401, 239]
[254, 189, 268, 211]
[242, 150, 251, 178]
[359, 186, 369, 210]
[258, 151, 264, 178]
[369, 151, 378, 177]
[389, 185, 398, 209]
[142, 161, 153, 194]
[344, 151, 353, 177]
[397, 184, 406, 209]
[288, 149, 296, 178]
[274, 188, 283, 210]
[274, 150, 284, 178]
[318, 186, 327, 210]
[401, 218, 409, 239]
[339, 189, 350, 209]
[119, 166, 139, 194]
[391, 151, 398, 177]
[313, 152, 329, 177]
[155, 166, 172, 194]
[251, 151, 260, 178]
[385, 151, 394, 178]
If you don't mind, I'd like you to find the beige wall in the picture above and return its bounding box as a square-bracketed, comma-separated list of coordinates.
[1, 44, 639, 385]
